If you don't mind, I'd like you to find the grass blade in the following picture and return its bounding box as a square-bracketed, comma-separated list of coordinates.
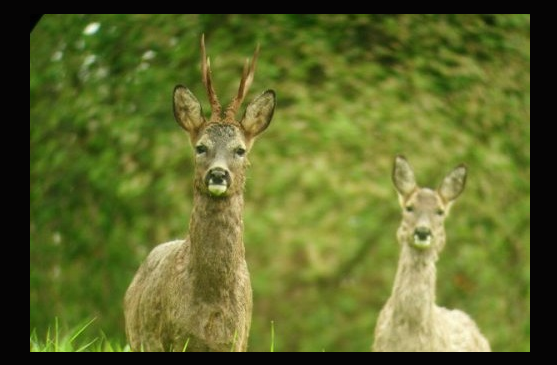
[69, 318, 96, 344]
[270, 321, 275, 353]
[182, 338, 190, 352]
[75, 338, 99, 352]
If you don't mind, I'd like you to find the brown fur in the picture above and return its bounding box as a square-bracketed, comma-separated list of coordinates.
[124, 36, 276, 352]
[373, 156, 490, 352]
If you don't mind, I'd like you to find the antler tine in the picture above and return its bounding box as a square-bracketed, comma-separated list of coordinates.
[225, 44, 260, 121]
[201, 34, 221, 120]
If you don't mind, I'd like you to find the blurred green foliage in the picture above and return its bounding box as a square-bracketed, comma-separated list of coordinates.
[30, 14, 530, 352]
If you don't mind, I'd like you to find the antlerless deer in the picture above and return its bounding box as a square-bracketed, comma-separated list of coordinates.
[372, 156, 490, 352]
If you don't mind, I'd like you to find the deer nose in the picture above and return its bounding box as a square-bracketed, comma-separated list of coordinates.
[206, 168, 230, 186]
[414, 227, 431, 241]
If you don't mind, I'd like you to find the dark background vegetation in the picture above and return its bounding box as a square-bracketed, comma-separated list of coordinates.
[30, 14, 530, 351]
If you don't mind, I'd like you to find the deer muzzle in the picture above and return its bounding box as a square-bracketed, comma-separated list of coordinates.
[205, 168, 231, 197]
[412, 227, 432, 250]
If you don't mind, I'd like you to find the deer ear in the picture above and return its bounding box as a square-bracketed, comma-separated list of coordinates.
[438, 164, 467, 202]
[393, 155, 417, 198]
[173, 85, 205, 134]
[241, 90, 276, 139]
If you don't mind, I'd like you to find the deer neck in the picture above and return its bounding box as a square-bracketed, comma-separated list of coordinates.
[390, 244, 438, 328]
[189, 192, 245, 302]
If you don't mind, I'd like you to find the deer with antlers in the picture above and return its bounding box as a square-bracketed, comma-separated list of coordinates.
[124, 35, 276, 352]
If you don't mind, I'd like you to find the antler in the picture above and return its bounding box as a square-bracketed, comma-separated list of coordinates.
[224, 44, 259, 121]
[201, 34, 222, 121]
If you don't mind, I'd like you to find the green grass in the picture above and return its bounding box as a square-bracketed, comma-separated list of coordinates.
[30, 319, 277, 352]
[30, 319, 129, 352]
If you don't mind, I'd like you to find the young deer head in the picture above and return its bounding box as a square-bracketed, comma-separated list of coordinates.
[392, 155, 467, 253]
[173, 35, 276, 198]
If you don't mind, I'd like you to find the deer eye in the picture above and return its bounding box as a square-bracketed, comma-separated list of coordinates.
[405, 206, 414, 213]
[195, 145, 208, 155]
[235, 148, 246, 157]
[436, 208, 445, 216]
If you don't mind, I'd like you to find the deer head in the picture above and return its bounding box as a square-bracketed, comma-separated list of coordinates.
[173, 35, 276, 198]
[392, 156, 467, 253]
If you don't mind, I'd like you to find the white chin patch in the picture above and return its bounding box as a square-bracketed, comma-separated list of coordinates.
[412, 235, 432, 250]
[208, 184, 228, 196]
